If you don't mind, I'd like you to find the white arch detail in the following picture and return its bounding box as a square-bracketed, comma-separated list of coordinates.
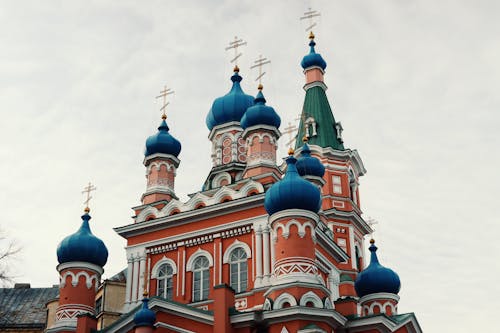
[186, 248, 214, 272]
[223, 240, 252, 264]
[272, 219, 316, 239]
[263, 298, 273, 311]
[151, 256, 178, 278]
[135, 180, 265, 223]
[146, 161, 176, 174]
[273, 292, 297, 309]
[299, 291, 323, 308]
[212, 173, 232, 189]
[136, 206, 160, 222]
[60, 270, 98, 290]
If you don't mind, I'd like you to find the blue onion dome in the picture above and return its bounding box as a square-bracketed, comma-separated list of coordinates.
[145, 115, 182, 157]
[241, 85, 281, 130]
[355, 239, 401, 298]
[296, 140, 325, 178]
[264, 152, 322, 215]
[301, 32, 327, 71]
[134, 297, 156, 327]
[57, 210, 108, 267]
[206, 67, 255, 130]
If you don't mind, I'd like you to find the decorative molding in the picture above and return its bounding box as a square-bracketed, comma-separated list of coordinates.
[135, 180, 264, 223]
[185, 248, 214, 271]
[59, 270, 98, 290]
[273, 292, 297, 309]
[273, 219, 316, 240]
[222, 239, 252, 263]
[151, 256, 178, 278]
[299, 291, 323, 308]
[57, 261, 103, 275]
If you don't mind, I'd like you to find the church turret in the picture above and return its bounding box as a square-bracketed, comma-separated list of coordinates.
[142, 87, 182, 205]
[204, 65, 253, 190]
[133, 294, 156, 333]
[295, 32, 344, 150]
[241, 83, 281, 183]
[49, 194, 108, 333]
[355, 239, 401, 316]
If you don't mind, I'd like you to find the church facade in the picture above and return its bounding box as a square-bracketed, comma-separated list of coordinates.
[45, 30, 422, 333]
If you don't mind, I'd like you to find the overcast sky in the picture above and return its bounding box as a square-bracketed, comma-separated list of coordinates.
[0, 1, 499, 332]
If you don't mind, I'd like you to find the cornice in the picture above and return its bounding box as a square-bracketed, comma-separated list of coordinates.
[115, 194, 265, 239]
[57, 261, 104, 275]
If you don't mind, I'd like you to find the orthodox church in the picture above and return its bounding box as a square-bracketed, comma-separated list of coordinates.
[41, 29, 421, 333]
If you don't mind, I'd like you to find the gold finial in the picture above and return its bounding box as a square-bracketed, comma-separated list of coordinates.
[300, 7, 321, 34]
[251, 54, 271, 89]
[156, 85, 174, 119]
[309, 31, 315, 40]
[258, 83, 263, 91]
[233, 65, 240, 73]
[288, 148, 295, 156]
[82, 182, 97, 213]
[143, 290, 149, 297]
[302, 135, 308, 143]
[226, 36, 247, 68]
[370, 238, 375, 244]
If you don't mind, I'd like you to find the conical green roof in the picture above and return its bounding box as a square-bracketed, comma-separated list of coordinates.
[295, 85, 344, 150]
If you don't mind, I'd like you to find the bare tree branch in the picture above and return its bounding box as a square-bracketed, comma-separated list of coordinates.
[0, 228, 21, 285]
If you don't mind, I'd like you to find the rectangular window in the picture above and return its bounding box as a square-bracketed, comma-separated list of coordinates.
[333, 176, 342, 194]
[337, 238, 347, 253]
[95, 296, 102, 314]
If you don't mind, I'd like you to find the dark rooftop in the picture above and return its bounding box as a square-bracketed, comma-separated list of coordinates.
[0, 284, 59, 329]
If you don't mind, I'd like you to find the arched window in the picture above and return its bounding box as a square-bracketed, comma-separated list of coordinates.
[157, 263, 174, 300]
[192, 256, 210, 302]
[229, 248, 248, 293]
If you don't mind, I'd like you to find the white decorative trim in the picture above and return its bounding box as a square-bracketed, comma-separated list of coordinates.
[222, 239, 252, 263]
[135, 180, 264, 222]
[359, 292, 400, 304]
[143, 153, 180, 167]
[151, 256, 178, 277]
[57, 262, 103, 275]
[186, 248, 214, 271]
[299, 291, 323, 308]
[273, 292, 297, 309]
[263, 298, 272, 311]
[59, 270, 98, 290]
[273, 219, 316, 240]
[212, 173, 231, 189]
[280, 327, 290, 333]
[268, 209, 319, 225]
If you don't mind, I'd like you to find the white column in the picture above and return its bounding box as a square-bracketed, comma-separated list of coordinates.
[125, 256, 133, 304]
[131, 257, 139, 303]
[262, 226, 270, 285]
[349, 226, 356, 270]
[138, 255, 146, 300]
[270, 230, 276, 274]
[255, 226, 263, 287]
[329, 269, 340, 305]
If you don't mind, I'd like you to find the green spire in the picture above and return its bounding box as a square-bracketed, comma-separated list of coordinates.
[295, 86, 344, 150]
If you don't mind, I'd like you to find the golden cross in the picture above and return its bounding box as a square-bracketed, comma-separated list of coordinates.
[283, 121, 298, 148]
[156, 85, 174, 118]
[300, 7, 321, 33]
[225, 36, 247, 67]
[82, 182, 97, 211]
[250, 54, 271, 88]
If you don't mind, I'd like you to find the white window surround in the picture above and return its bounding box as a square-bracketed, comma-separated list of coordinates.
[273, 292, 297, 309]
[151, 257, 178, 278]
[186, 249, 214, 272]
[299, 291, 323, 308]
[222, 240, 252, 263]
[332, 175, 342, 194]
